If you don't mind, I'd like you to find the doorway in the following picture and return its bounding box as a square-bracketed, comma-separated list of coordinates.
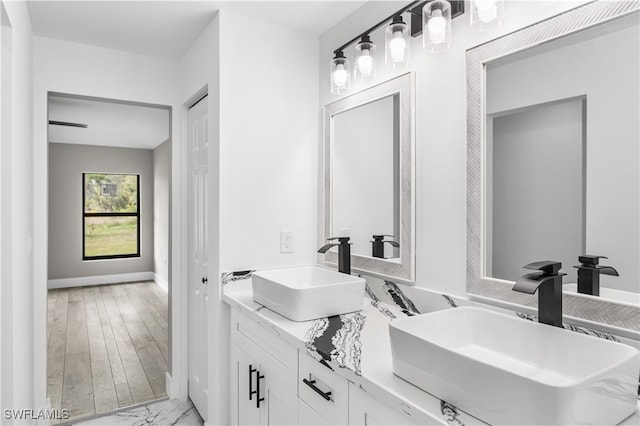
[46, 93, 172, 422]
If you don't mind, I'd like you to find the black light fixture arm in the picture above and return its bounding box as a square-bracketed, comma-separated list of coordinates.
[333, 0, 421, 55]
[332, 0, 464, 55]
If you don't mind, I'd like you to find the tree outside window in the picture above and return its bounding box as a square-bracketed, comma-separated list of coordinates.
[83, 173, 140, 260]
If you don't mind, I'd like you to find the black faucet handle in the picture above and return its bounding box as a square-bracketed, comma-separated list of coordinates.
[578, 255, 607, 266]
[372, 234, 395, 240]
[523, 260, 562, 275]
[327, 236, 350, 244]
[574, 254, 619, 277]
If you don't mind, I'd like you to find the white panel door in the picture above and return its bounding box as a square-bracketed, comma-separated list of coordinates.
[188, 95, 209, 419]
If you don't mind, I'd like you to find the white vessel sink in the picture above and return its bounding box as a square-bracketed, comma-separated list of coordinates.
[389, 307, 640, 425]
[252, 266, 365, 321]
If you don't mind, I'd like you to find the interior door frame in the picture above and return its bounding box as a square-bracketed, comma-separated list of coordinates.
[34, 90, 189, 412]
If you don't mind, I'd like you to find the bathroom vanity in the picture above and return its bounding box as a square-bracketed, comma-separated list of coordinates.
[224, 272, 640, 426]
[224, 274, 483, 426]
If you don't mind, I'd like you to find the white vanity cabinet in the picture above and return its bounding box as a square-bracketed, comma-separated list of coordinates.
[230, 309, 298, 425]
[348, 384, 421, 426]
[298, 351, 349, 425]
[229, 308, 428, 426]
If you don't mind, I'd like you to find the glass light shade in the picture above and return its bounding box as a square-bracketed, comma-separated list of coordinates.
[385, 15, 410, 67]
[423, 0, 452, 53]
[471, 0, 504, 30]
[330, 51, 351, 94]
[354, 35, 377, 81]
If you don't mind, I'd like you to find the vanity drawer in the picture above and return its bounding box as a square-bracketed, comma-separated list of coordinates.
[298, 351, 349, 425]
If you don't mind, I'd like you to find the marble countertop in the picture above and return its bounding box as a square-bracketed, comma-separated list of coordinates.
[222, 273, 640, 426]
[224, 275, 485, 426]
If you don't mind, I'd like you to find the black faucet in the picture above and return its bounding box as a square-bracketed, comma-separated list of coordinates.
[371, 235, 399, 259]
[512, 261, 566, 327]
[318, 237, 351, 275]
[573, 255, 619, 296]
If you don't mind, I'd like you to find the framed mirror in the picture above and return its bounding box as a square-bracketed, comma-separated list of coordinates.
[323, 72, 415, 281]
[466, 0, 639, 332]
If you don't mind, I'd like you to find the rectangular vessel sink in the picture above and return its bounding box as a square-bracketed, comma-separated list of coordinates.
[252, 266, 365, 321]
[389, 307, 639, 425]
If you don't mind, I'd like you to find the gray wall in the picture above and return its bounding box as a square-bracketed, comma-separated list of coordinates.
[48, 143, 154, 280]
[489, 99, 584, 282]
[333, 95, 395, 257]
[153, 140, 170, 285]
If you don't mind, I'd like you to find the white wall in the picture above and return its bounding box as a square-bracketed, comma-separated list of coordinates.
[177, 9, 319, 424]
[486, 20, 639, 292]
[153, 140, 170, 289]
[0, 0, 33, 417]
[178, 14, 220, 423]
[218, 10, 319, 272]
[319, 0, 591, 296]
[48, 143, 155, 281]
[33, 35, 181, 410]
[0, 2, 12, 413]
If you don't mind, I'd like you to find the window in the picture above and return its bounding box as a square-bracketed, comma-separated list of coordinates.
[83, 173, 140, 260]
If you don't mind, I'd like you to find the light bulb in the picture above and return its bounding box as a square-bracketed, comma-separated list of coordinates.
[474, 0, 498, 24]
[428, 9, 447, 44]
[389, 31, 406, 62]
[333, 64, 348, 88]
[357, 49, 373, 76]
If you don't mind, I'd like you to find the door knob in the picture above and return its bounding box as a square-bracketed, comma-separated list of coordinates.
[201, 277, 208, 284]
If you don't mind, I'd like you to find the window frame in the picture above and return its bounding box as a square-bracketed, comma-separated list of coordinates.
[82, 172, 141, 260]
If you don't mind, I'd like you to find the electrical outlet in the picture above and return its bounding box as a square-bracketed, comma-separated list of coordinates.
[280, 231, 293, 253]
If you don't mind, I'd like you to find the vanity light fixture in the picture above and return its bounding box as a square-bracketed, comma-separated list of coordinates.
[470, 0, 504, 30]
[354, 35, 377, 80]
[330, 50, 351, 94]
[423, 0, 451, 52]
[329, 1, 465, 93]
[385, 15, 410, 67]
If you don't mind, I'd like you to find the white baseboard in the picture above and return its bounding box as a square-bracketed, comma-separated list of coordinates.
[154, 273, 169, 293]
[47, 271, 155, 289]
[166, 371, 177, 399]
[166, 372, 188, 401]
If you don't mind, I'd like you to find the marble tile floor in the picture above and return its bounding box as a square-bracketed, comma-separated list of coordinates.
[71, 398, 203, 426]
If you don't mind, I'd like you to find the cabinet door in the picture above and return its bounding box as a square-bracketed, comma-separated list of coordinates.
[260, 352, 297, 425]
[231, 336, 297, 426]
[231, 343, 262, 426]
[349, 384, 421, 426]
[265, 383, 298, 425]
[298, 398, 331, 426]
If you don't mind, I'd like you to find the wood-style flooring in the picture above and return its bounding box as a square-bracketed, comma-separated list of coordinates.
[47, 281, 168, 423]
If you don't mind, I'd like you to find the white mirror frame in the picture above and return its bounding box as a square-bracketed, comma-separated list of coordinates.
[323, 72, 415, 281]
[466, 0, 639, 333]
